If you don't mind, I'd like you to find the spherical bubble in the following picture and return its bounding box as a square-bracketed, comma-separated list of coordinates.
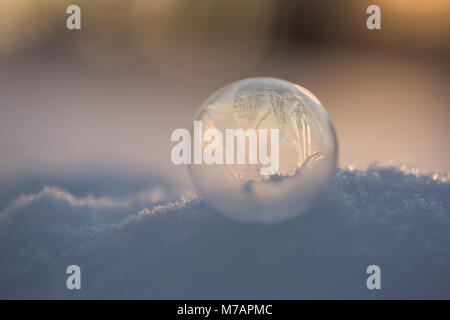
[189, 78, 338, 223]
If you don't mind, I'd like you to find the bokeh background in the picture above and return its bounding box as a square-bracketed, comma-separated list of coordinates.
[1, 0, 449, 185]
[0, 0, 449, 299]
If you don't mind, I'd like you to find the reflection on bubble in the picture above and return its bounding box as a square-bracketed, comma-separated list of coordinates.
[189, 78, 338, 223]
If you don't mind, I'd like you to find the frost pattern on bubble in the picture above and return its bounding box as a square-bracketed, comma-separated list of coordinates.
[189, 78, 338, 223]
[231, 79, 328, 180]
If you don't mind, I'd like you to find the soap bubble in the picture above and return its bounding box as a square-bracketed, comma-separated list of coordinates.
[189, 78, 337, 223]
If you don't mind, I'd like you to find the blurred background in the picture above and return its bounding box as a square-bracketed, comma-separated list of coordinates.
[0, 0, 449, 192]
[1, 0, 450, 300]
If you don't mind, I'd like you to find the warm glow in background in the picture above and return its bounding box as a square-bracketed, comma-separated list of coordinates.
[0, 0, 449, 188]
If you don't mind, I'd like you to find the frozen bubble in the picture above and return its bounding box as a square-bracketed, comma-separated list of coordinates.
[189, 78, 338, 223]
